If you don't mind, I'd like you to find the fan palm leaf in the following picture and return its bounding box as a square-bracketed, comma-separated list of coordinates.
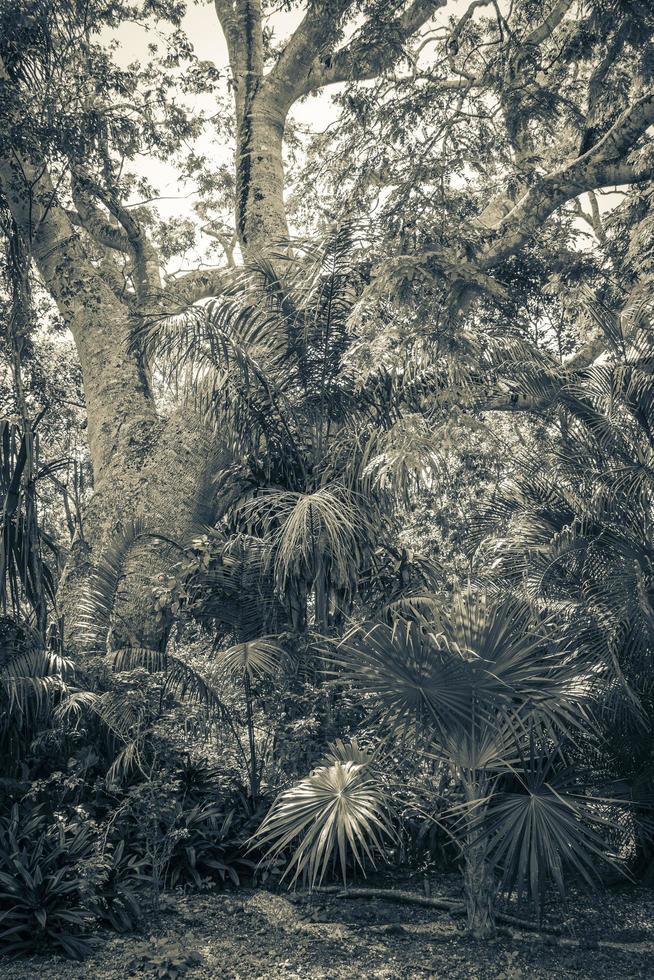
[253, 759, 394, 887]
[479, 762, 623, 909]
[333, 618, 473, 738]
[217, 637, 288, 681]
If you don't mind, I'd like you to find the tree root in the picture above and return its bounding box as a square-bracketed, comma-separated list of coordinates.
[302, 886, 562, 936]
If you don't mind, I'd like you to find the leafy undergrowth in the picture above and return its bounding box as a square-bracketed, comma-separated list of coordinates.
[6, 878, 654, 980]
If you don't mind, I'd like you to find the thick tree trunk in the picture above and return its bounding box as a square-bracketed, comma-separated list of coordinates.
[59, 408, 213, 652]
[236, 91, 290, 255]
[222, 0, 291, 258]
[0, 151, 210, 653]
[0, 167, 156, 481]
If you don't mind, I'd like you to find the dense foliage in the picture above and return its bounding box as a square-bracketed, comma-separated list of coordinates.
[2, 0, 654, 960]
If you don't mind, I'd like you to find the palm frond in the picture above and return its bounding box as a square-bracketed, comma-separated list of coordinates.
[238, 484, 365, 593]
[108, 646, 231, 722]
[253, 759, 394, 887]
[333, 619, 473, 738]
[0, 648, 73, 735]
[480, 762, 624, 911]
[362, 414, 447, 499]
[217, 637, 288, 681]
[76, 521, 148, 653]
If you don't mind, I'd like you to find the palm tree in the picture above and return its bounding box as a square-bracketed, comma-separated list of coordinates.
[214, 636, 288, 803]
[138, 226, 445, 639]
[254, 588, 617, 937]
[479, 296, 654, 876]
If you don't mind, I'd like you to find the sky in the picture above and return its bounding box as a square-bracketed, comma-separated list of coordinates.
[100, 1, 609, 267]
[101, 1, 476, 234]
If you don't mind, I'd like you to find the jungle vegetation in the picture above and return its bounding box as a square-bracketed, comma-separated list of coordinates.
[1, 0, 654, 957]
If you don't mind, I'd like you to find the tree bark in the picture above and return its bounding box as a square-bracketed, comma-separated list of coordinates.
[220, 0, 291, 257]
[463, 840, 497, 939]
[236, 89, 290, 254]
[462, 783, 497, 939]
[0, 141, 211, 652]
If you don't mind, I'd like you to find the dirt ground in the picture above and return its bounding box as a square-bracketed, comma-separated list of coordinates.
[4, 878, 654, 979]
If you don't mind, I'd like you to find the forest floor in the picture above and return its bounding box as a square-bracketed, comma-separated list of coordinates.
[5, 874, 654, 979]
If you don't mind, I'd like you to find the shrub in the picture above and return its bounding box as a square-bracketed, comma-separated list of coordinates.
[108, 776, 256, 902]
[90, 838, 149, 933]
[165, 801, 254, 889]
[0, 804, 95, 959]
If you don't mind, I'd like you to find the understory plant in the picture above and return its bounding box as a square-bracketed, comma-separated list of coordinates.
[89, 838, 148, 933]
[139, 227, 446, 640]
[128, 937, 204, 979]
[254, 589, 623, 937]
[254, 738, 394, 887]
[480, 298, 654, 877]
[0, 804, 96, 959]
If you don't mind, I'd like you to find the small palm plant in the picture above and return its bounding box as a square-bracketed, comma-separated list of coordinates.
[0, 416, 81, 769]
[0, 638, 74, 766]
[254, 589, 620, 937]
[253, 739, 394, 887]
[215, 636, 288, 802]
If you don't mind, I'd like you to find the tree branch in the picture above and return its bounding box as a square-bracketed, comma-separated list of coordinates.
[267, 1, 354, 104]
[202, 223, 238, 267]
[158, 267, 230, 310]
[70, 172, 132, 254]
[479, 91, 654, 270]
[96, 251, 134, 305]
[475, 0, 577, 229]
[297, 0, 450, 98]
[523, 0, 574, 47]
[214, 0, 241, 69]
[570, 191, 607, 244]
[72, 170, 162, 304]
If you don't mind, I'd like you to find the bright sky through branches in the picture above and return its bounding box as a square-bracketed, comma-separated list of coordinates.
[101, 0, 479, 268]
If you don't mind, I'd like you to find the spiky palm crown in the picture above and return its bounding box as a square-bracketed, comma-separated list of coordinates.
[140, 226, 446, 635]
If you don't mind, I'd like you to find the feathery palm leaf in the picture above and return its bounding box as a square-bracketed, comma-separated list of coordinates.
[0, 648, 73, 747]
[76, 521, 148, 652]
[109, 646, 230, 722]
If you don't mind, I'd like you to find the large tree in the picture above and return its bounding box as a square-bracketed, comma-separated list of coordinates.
[1, 0, 653, 647]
